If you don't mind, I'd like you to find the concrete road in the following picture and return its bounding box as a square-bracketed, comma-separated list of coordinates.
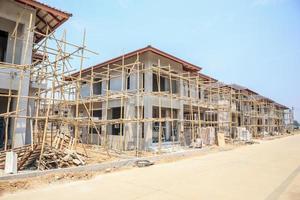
[3, 134, 300, 200]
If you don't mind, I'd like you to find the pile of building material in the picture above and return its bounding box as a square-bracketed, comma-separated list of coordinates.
[0, 145, 41, 171]
[200, 127, 216, 145]
[271, 131, 279, 136]
[0, 144, 86, 172]
[190, 138, 203, 148]
[0, 129, 86, 172]
[37, 147, 86, 170]
[236, 127, 252, 141]
[262, 131, 269, 136]
[216, 132, 225, 147]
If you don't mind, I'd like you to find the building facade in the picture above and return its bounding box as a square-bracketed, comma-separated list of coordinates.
[70, 46, 293, 151]
[0, 0, 71, 149]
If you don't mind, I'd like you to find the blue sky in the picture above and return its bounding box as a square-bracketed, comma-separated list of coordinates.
[43, 0, 300, 121]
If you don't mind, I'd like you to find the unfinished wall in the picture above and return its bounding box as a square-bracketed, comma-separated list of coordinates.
[0, 0, 36, 148]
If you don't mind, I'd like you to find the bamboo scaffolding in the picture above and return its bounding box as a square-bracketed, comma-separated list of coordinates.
[0, 14, 292, 162]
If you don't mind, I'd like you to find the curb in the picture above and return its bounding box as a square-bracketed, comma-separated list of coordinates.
[0, 147, 212, 181]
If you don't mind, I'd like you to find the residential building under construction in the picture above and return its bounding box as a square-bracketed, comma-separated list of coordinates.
[0, 0, 294, 171]
[66, 45, 294, 151]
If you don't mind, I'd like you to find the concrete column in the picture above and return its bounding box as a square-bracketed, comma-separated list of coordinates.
[143, 58, 153, 149]
[166, 109, 170, 141]
[13, 72, 30, 148]
[101, 80, 108, 144]
[124, 99, 135, 150]
[178, 78, 185, 143]
[25, 88, 36, 144]
[144, 97, 153, 149]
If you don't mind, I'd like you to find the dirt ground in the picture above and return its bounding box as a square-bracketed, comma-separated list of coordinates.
[1, 132, 299, 200]
[0, 143, 238, 195]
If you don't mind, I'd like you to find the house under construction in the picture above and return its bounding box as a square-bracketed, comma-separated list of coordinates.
[65, 46, 294, 151]
[0, 0, 294, 170]
[0, 0, 71, 150]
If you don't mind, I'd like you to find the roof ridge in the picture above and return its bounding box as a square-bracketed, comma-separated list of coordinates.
[70, 45, 202, 77]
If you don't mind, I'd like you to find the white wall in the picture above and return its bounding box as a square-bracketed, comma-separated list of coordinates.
[0, 0, 36, 147]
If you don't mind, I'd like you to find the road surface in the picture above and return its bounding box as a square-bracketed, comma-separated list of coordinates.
[2, 134, 300, 200]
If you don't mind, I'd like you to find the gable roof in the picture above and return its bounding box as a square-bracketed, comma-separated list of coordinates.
[15, 0, 72, 43]
[69, 45, 202, 78]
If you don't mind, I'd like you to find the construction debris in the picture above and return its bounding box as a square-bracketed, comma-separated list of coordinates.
[37, 147, 86, 170]
[190, 138, 203, 148]
[135, 160, 154, 168]
[0, 145, 86, 171]
[0, 145, 41, 171]
[236, 127, 252, 142]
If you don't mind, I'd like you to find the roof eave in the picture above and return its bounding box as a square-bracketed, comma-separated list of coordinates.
[15, 0, 72, 18]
